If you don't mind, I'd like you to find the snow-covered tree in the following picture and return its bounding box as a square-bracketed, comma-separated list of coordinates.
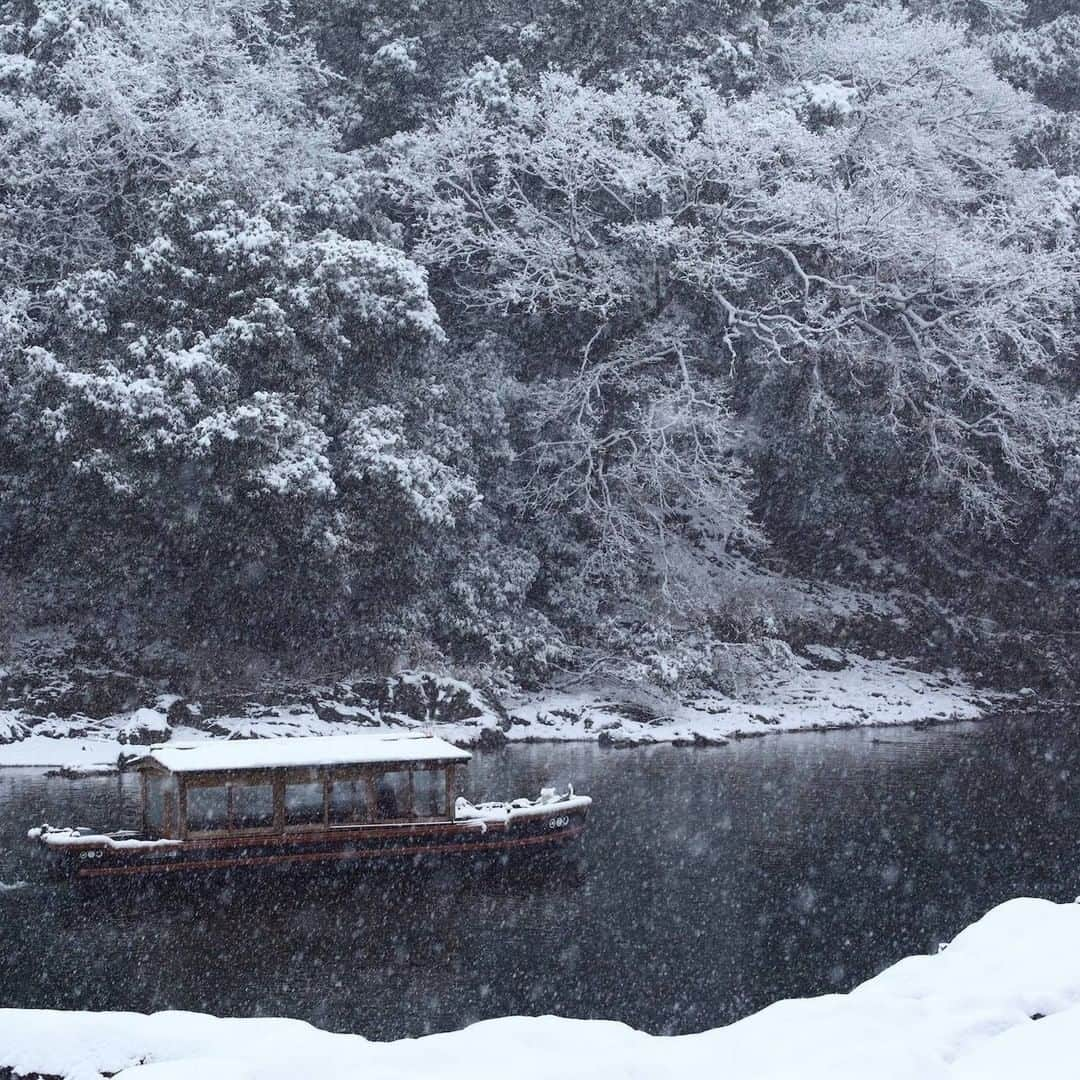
[993, 12, 1080, 110]
[387, 72, 766, 618]
[0, 0, 491, 656]
[5, 177, 482, 644]
[3, 0, 1079, 681]
[388, 3, 1078, 638]
[0, 0, 341, 285]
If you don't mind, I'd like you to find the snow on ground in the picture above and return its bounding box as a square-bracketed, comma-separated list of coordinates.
[0, 728, 209, 769]
[1, 897, 1078, 1079]
[503, 649, 993, 747]
[0, 649, 1000, 769]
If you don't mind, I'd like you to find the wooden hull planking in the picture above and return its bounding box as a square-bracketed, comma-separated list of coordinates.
[33, 805, 589, 880]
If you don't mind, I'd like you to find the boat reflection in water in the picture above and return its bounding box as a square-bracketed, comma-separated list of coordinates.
[28, 733, 591, 880]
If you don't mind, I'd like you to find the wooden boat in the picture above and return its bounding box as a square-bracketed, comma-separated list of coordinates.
[27, 732, 592, 880]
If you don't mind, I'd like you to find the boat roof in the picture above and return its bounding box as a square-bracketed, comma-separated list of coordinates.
[134, 732, 472, 775]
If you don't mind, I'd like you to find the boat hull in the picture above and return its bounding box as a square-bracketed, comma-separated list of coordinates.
[33, 805, 589, 881]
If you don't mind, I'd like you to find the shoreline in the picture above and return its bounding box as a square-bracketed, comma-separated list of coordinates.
[0, 712, 1001, 771]
[0, 896, 1076, 1079]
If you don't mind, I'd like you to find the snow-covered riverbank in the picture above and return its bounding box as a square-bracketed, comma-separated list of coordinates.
[0, 639, 1002, 768]
[1, 896, 1076, 1079]
[0, 648, 998, 769]
[0, 648, 999, 768]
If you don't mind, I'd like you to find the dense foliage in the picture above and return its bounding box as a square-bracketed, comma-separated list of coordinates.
[1, 0, 1077, 686]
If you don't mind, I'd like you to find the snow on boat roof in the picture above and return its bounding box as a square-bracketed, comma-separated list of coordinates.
[136, 733, 472, 774]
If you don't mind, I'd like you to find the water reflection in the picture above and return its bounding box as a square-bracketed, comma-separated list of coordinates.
[0, 717, 1076, 1037]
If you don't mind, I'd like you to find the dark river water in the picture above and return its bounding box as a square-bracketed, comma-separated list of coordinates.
[1, 717, 1077, 1038]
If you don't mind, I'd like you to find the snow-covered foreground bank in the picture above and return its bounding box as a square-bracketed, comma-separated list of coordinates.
[1, 897, 1077, 1079]
[0, 649, 997, 769]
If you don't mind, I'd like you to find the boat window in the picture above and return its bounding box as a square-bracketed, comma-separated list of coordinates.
[328, 778, 370, 825]
[374, 770, 410, 820]
[354, 778, 371, 820]
[284, 781, 325, 827]
[412, 769, 446, 819]
[145, 773, 168, 834]
[187, 784, 229, 832]
[232, 782, 275, 830]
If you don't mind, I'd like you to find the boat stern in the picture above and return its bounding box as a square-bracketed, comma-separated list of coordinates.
[455, 787, 592, 851]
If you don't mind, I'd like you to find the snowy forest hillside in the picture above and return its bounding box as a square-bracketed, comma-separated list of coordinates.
[1, 0, 1079, 699]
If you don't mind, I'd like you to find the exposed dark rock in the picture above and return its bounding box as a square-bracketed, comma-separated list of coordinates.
[35, 714, 100, 739]
[377, 673, 490, 725]
[45, 764, 117, 779]
[342, 678, 384, 704]
[548, 708, 579, 723]
[12, 667, 147, 719]
[795, 645, 849, 672]
[0, 717, 28, 745]
[598, 730, 653, 749]
[597, 702, 660, 725]
[116, 718, 170, 745]
[381, 677, 427, 722]
[312, 699, 379, 725]
[166, 698, 203, 728]
[692, 732, 728, 747]
[477, 725, 508, 749]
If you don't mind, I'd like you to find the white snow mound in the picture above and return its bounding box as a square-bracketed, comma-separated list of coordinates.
[2, 897, 1080, 1079]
